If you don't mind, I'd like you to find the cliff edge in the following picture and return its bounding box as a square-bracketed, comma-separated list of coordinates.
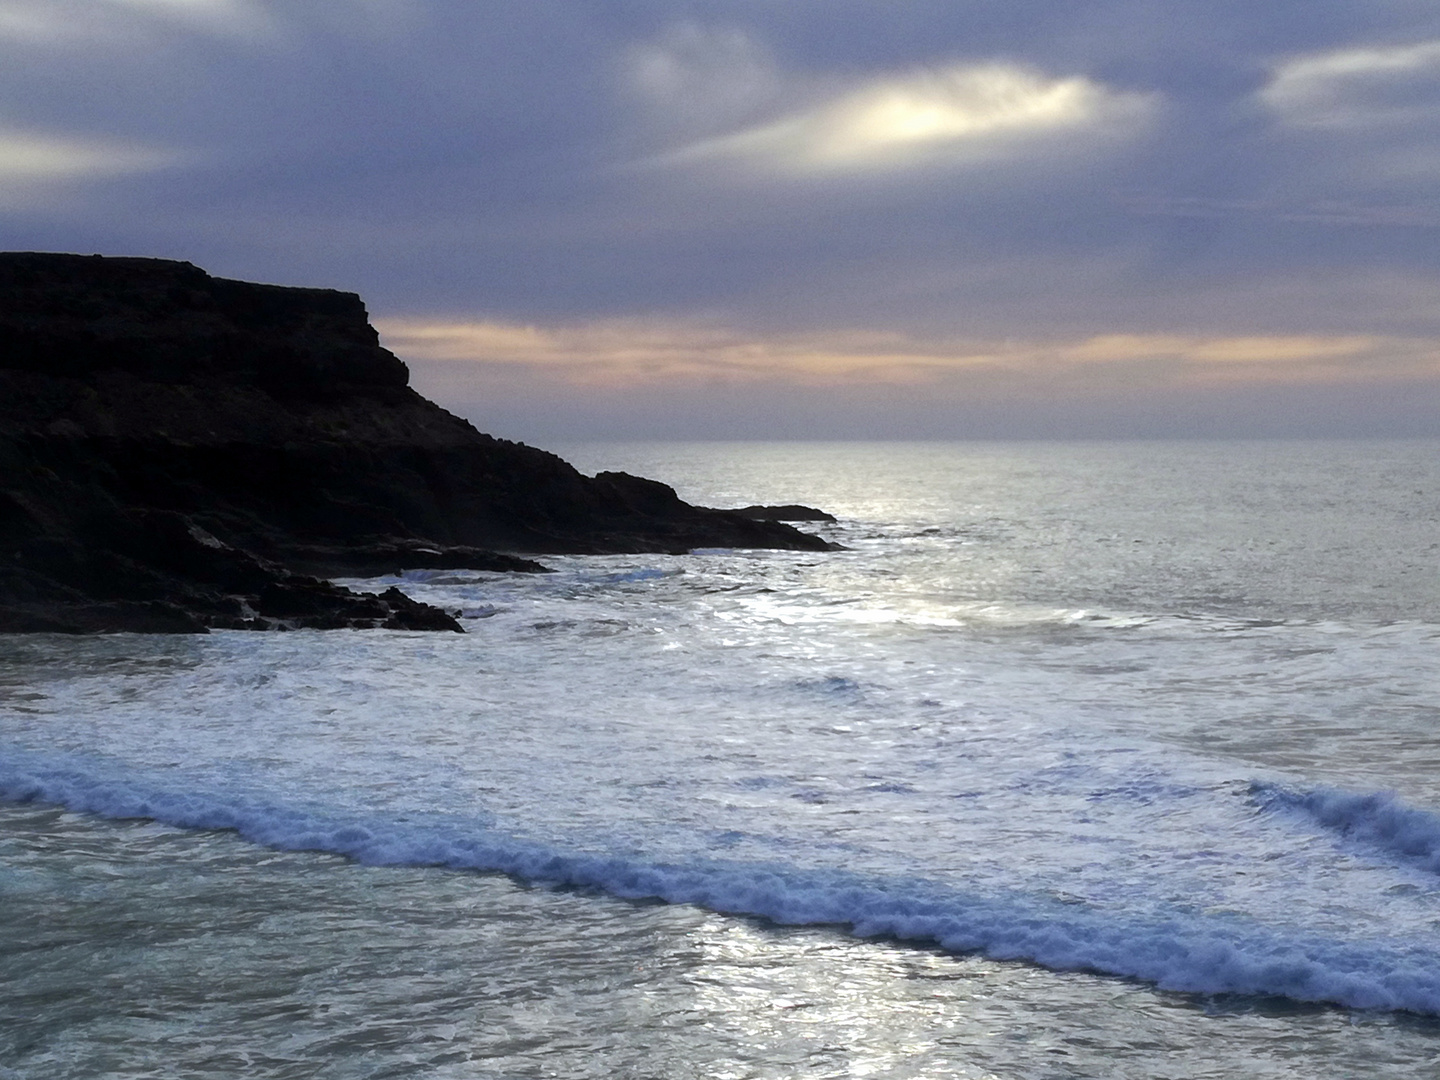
[0, 253, 832, 633]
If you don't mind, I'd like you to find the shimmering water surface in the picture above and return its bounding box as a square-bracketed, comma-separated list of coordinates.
[5, 440, 1440, 1078]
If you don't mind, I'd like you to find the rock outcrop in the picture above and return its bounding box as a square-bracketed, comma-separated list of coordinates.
[733, 504, 838, 523]
[0, 253, 832, 633]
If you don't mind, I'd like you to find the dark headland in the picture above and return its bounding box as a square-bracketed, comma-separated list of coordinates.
[0, 253, 833, 634]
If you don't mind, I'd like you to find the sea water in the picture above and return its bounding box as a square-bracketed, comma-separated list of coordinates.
[4, 440, 1440, 1078]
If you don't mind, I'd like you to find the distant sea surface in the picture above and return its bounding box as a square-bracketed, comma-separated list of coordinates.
[6, 440, 1440, 1078]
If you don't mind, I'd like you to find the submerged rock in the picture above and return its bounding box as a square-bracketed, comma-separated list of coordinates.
[0, 252, 832, 633]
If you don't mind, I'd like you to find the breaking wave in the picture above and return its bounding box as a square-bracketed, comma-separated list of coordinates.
[8, 754, 1440, 1015]
[1254, 782, 1440, 874]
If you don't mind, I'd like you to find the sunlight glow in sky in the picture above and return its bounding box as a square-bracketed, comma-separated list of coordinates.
[657, 63, 1151, 174]
[380, 318, 1439, 391]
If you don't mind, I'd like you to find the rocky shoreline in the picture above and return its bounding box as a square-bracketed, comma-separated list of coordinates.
[0, 253, 833, 633]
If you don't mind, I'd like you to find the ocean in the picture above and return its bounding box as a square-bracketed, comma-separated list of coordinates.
[5, 439, 1440, 1078]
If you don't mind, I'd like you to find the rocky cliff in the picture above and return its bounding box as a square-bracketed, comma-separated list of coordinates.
[0, 253, 831, 633]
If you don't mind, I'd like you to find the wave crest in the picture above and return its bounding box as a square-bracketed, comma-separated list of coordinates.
[1253, 782, 1440, 873]
[8, 758, 1440, 1015]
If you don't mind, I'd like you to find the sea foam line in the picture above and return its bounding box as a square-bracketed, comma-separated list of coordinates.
[6, 755, 1440, 1015]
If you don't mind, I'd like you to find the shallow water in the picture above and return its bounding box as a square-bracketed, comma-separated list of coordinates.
[5, 440, 1440, 1077]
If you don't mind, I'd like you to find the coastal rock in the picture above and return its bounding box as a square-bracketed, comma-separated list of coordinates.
[732, 504, 838, 523]
[0, 252, 833, 633]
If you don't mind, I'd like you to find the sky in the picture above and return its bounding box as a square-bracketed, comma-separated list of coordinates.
[2, 0, 1439, 440]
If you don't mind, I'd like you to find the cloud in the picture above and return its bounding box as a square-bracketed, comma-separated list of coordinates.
[106, 0, 267, 24]
[0, 2, 60, 41]
[1262, 39, 1440, 128]
[1116, 193, 1440, 229]
[624, 28, 1155, 177]
[0, 0, 281, 44]
[673, 64, 1151, 174]
[0, 127, 179, 202]
[377, 317, 1440, 393]
[621, 23, 786, 144]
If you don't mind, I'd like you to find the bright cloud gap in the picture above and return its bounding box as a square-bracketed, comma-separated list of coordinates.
[643, 59, 1155, 175]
